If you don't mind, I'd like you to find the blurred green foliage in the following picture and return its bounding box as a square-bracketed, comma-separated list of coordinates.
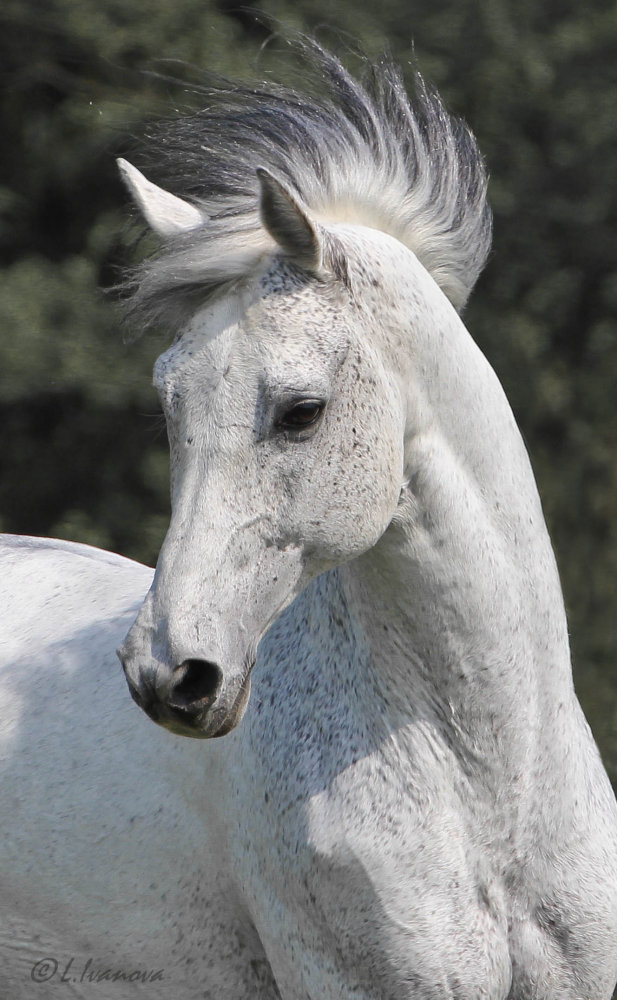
[1, 0, 616, 807]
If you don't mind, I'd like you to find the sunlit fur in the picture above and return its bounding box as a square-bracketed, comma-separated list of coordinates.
[3, 40, 617, 1000]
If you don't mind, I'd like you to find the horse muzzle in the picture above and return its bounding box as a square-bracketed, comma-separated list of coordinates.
[118, 646, 254, 739]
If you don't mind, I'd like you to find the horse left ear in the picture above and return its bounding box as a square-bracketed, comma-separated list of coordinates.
[117, 158, 205, 237]
[257, 168, 323, 273]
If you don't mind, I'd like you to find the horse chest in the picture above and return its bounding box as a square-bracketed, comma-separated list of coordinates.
[228, 733, 513, 999]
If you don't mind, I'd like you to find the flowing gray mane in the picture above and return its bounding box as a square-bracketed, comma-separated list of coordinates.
[125, 41, 491, 329]
[4, 37, 617, 1000]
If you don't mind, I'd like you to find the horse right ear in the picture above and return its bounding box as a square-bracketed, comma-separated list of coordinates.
[117, 158, 205, 237]
[257, 168, 323, 273]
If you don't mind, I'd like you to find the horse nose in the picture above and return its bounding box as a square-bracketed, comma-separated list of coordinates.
[120, 663, 166, 723]
[168, 658, 223, 713]
[119, 644, 248, 739]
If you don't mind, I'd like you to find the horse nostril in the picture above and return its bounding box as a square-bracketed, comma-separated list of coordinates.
[170, 659, 223, 709]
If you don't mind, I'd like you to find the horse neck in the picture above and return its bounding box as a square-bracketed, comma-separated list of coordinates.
[339, 295, 575, 791]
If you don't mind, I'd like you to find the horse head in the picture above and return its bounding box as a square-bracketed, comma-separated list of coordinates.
[118, 168, 411, 737]
[116, 46, 490, 739]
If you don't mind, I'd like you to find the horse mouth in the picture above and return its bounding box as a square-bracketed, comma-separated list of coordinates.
[136, 670, 253, 740]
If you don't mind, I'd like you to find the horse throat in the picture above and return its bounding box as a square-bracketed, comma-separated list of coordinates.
[338, 430, 574, 799]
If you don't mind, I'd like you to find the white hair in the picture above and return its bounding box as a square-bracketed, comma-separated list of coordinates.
[123, 39, 491, 330]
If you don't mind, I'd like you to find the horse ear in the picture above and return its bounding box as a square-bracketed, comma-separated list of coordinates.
[257, 168, 323, 272]
[117, 158, 205, 237]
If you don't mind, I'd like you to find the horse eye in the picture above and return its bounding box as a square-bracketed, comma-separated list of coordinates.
[277, 400, 325, 431]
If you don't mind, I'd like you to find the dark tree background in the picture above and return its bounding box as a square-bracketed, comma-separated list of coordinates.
[1, 0, 616, 808]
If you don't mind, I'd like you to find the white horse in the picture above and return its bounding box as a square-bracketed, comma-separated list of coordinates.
[1, 43, 616, 1000]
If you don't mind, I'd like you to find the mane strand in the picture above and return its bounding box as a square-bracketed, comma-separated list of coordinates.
[123, 39, 491, 331]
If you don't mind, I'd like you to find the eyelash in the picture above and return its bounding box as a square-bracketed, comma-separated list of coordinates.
[276, 399, 325, 432]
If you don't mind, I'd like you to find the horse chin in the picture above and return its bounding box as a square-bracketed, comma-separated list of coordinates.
[153, 673, 252, 740]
